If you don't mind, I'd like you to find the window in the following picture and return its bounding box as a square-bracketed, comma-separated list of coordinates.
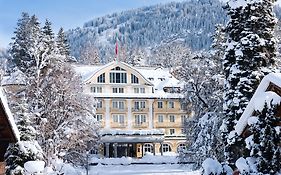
[158, 115, 164, 123]
[169, 128, 175, 135]
[140, 88, 145, 93]
[180, 103, 187, 110]
[131, 74, 139, 84]
[95, 114, 103, 122]
[110, 72, 127, 83]
[135, 114, 146, 125]
[91, 86, 102, 93]
[181, 115, 187, 124]
[112, 101, 125, 109]
[158, 101, 163, 108]
[143, 143, 153, 153]
[160, 143, 172, 153]
[181, 128, 186, 134]
[96, 100, 102, 108]
[134, 101, 146, 110]
[112, 87, 124, 93]
[177, 143, 187, 153]
[169, 115, 175, 122]
[168, 101, 174, 108]
[97, 73, 105, 83]
[134, 88, 139, 93]
[112, 114, 125, 124]
[111, 66, 125, 71]
[134, 87, 145, 93]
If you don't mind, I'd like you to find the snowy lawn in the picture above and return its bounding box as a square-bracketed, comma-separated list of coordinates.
[89, 164, 201, 175]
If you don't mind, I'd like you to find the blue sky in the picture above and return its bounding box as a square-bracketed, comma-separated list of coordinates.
[0, 0, 185, 48]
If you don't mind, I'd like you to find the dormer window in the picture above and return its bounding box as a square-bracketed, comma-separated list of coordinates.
[110, 67, 127, 83]
[111, 66, 125, 71]
[97, 73, 105, 83]
[159, 78, 165, 81]
[131, 74, 139, 84]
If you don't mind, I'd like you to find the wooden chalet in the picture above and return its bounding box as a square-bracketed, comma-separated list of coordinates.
[0, 87, 19, 174]
[235, 73, 281, 137]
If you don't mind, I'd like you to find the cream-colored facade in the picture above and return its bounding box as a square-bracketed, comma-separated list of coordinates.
[77, 61, 190, 158]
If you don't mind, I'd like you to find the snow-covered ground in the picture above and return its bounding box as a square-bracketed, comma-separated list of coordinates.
[89, 164, 201, 175]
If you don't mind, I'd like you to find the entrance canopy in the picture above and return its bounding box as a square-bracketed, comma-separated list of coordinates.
[100, 129, 165, 143]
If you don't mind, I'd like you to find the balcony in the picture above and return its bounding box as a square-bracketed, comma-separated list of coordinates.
[133, 122, 149, 128]
[110, 107, 126, 113]
[110, 122, 127, 128]
[96, 107, 105, 112]
[154, 122, 183, 128]
[131, 108, 149, 112]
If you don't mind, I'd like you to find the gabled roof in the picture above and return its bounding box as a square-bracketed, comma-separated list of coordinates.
[235, 73, 281, 135]
[0, 87, 20, 142]
[74, 61, 183, 98]
[74, 61, 153, 86]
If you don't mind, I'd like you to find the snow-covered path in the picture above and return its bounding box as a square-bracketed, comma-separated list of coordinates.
[89, 164, 201, 175]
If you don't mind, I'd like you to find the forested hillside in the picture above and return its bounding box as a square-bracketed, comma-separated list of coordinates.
[66, 0, 227, 62]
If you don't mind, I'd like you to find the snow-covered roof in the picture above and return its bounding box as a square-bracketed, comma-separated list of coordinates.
[74, 61, 183, 98]
[235, 73, 281, 135]
[100, 129, 165, 143]
[100, 129, 165, 136]
[1, 70, 26, 86]
[0, 87, 20, 141]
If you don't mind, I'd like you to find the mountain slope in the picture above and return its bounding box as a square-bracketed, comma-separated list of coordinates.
[66, 0, 227, 61]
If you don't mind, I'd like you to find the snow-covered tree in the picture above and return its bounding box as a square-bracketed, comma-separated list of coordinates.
[175, 51, 224, 167]
[56, 27, 70, 57]
[223, 0, 278, 164]
[151, 42, 190, 68]
[236, 101, 281, 174]
[5, 98, 43, 175]
[79, 42, 100, 65]
[7, 13, 99, 168]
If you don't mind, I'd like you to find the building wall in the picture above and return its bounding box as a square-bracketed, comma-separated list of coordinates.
[83, 62, 189, 156]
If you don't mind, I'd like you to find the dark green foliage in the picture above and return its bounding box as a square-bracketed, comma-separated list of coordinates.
[223, 0, 278, 165]
[248, 103, 281, 174]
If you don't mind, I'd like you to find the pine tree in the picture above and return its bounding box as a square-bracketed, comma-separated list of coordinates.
[5, 98, 43, 175]
[223, 0, 278, 164]
[9, 12, 33, 73]
[56, 27, 70, 57]
[246, 102, 281, 174]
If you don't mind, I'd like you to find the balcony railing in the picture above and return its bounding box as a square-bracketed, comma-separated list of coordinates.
[155, 122, 182, 128]
[110, 108, 126, 112]
[131, 108, 149, 112]
[110, 122, 127, 128]
[133, 122, 149, 128]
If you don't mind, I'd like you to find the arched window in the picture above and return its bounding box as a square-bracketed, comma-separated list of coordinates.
[160, 143, 172, 153]
[110, 67, 127, 83]
[177, 143, 186, 153]
[97, 73, 105, 83]
[131, 74, 139, 84]
[143, 143, 153, 154]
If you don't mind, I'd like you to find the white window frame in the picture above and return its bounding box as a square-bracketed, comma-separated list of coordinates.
[96, 100, 102, 108]
[135, 114, 146, 125]
[169, 128, 175, 135]
[169, 115, 175, 122]
[168, 101, 174, 108]
[112, 101, 125, 109]
[158, 115, 164, 123]
[134, 101, 146, 110]
[91, 86, 102, 93]
[112, 114, 125, 124]
[158, 101, 163, 108]
[95, 114, 103, 122]
[160, 143, 172, 153]
[113, 87, 124, 93]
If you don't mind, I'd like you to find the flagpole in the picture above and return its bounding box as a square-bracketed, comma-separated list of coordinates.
[115, 32, 118, 62]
